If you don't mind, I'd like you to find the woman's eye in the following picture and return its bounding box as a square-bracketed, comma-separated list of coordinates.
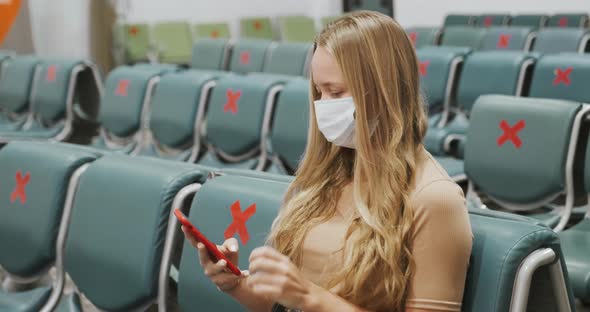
[330, 92, 342, 98]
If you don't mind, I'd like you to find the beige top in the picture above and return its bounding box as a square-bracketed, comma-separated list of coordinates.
[300, 152, 473, 311]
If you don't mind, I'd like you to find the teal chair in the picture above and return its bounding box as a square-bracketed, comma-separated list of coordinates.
[444, 14, 477, 26]
[55, 155, 208, 311]
[90, 66, 169, 154]
[479, 27, 536, 51]
[0, 141, 100, 312]
[266, 78, 310, 174]
[0, 56, 41, 131]
[263, 42, 312, 77]
[464, 95, 589, 231]
[441, 27, 488, 49]
[198, 74, 287, 169]
[405, 27, 442, 48]
[191, 38, 231, 71]
[511, 14, 548, 29]
[228, 39, 274, 74]
[476, 14, 511, 27]
[547, 14, 589, 28]
[0, 59, 103, 144]
[529, 53, 590, 103]
[533, 28, 590, 54]
[140, 70, 223, 161]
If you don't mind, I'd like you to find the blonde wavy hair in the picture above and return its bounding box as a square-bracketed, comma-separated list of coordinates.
[267, 11, 427, 311]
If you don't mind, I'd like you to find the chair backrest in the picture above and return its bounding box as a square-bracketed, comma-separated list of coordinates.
[64, 155, 206, 311]
[456, 52, 536, 114]
[124, 23, 151, 63]
[270, 78, 310, 173]
[532, 28, 590, 54]
[153, 21, 193, 64]
[264, 42, 312, 77]
[511, 14, 548, 29]
[476, 14, 511, 27]
[444, 14, 477, 26]
[240, 17, 274, 40]
[279, 16, 316, 42]
[547, 13, 589, 28]
[529, 53, 590, 103]
[0, 56, 40, 114]
[228, 39, 273, 74]
[406, 27, 441, 48]
[177, 175, 290, 311]
[416, 47, 470, 115]
[479, 27, 535, 51]
[441, 26, 487, 49]
[191, 38, 230, 71]
[202, 74, 286, 161]
[465, 95, 585, 206]
[0, 142, 98, 278]
[194, 22, 231, 40]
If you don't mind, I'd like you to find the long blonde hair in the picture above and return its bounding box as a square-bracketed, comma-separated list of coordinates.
[267, 11, 427, 311]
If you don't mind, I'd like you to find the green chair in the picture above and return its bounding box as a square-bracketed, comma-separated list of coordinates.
[228, 39, 274, 74]
[0, 141, 100, 312]
[529, 53, 590, 103]
[153, 21, 193, 64]
[444, 14, 477, 27]
[140, 70, 223, 161]
[0, 56, 41, 130]
[511, 14, 549, 29]
[532, 28, 590, 54]
[266, 78, 310, 174]
[405, 27, 442, 48]
[0, 59, 103, 145]
[198, 74, 287, 169]
[55, 155, 207, 311]
[176, 175, 290, 311]
[441, 26, 488, 49]
[111, 22, 127, 66]
[279, 16, 316, 42]
[476, 14, 511, 27]
[240, 17, 274, 40]
[191, 38, 231, 71]
[194, 22, 231, 40]
[263, 42, 313, 77]
[547, 14, 589, 28]
[464, 95, 589, 232]
[479, 27, 536, 51]
[124, 23, 152, 64]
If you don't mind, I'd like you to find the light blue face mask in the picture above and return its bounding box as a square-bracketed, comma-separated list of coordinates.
[314, 97, 356, 149]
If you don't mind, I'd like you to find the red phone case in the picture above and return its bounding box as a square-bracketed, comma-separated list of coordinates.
[174, 209, 242, 276]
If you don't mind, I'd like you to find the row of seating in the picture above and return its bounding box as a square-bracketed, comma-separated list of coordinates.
[114, 15, 335, 65]
[406, 25, 590, 52]
[443, 13, 589, 28]
[0, 140, 579, 311]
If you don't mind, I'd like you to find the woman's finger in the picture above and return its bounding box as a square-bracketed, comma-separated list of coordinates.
[249, 246, 286, 263]
[249, 257, 287, 276]
[205, 259, 228, 277]
[196, 241, 214, 267]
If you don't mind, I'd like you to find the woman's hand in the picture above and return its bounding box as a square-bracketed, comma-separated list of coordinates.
[247, 246, 318, 310]
[181, 226, 249, 292]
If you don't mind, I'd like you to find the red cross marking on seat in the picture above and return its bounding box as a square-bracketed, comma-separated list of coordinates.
[211, 30, 219, 38]
[253, 20, 262, 30]
[224, 200, 257, 245]
[115, 79, 130, 96]
[558, 17, 568, 27]
[10, 170, 30, 205]
[497, 120, 525, 149]
[409, 32, 417, 45]
[483, 16, 493, 27]
[553, 67, 573, 86]
[129, 26, 139, 36]
[240, 51, 251, 65]
[496, 34, 511, 49]
[224, 89, 241, 115]
[46, 65, 57, 82]
[419, 60, 430, 77]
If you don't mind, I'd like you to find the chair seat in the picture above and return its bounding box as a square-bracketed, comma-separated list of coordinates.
[91, 136, 137, 154]
[197, 151, 258, 169]
[0, 118, 26, 131]
[434, 156, 465, 181]
[559, 219, 590, 302]
[0, 286, 52, 312]
[139, 143, 192, 161]
[526, 206, 588, 228]
[53, 293, 82, 312]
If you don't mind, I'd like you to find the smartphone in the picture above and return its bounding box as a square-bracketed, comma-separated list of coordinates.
[174, 209, 242, 276]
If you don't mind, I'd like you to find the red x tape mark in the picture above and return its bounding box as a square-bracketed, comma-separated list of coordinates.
[553, 67, 573, 86]
[497, 120, 525, 149]
[224, 200, 256, 245]
[496, 34, 511, 48]
[409, 32, 417, 45]
[129, 26, 139, 36]
[240, 51, 251, 65]
[224, 89, 241, 115]
[46, 65, 57, 82]
[483, 16, 493, 27]
[419, 60, 430, 77]
[211, 30, 219, 38]
[10, 170, 30, 204]
[253, 20, 262, 30]
[115, 79, 130, 96]
[558, 17, 568, 27]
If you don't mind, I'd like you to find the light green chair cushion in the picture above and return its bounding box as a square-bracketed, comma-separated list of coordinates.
[194, 23, 231, 40]
[153, 21, 193, 64]
[240, 17, 274, 40]
[279, 16, 316, 42]
[125, 23, 151, 63]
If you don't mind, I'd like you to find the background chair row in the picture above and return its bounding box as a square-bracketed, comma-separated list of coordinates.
[442, 12, 590, 28]
[0, 140, 579, 311]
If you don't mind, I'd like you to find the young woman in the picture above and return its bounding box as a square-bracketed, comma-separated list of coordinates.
[183, 10, 472, 312]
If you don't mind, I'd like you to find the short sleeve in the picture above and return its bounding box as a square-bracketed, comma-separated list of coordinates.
[406, 180, 473, 311]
